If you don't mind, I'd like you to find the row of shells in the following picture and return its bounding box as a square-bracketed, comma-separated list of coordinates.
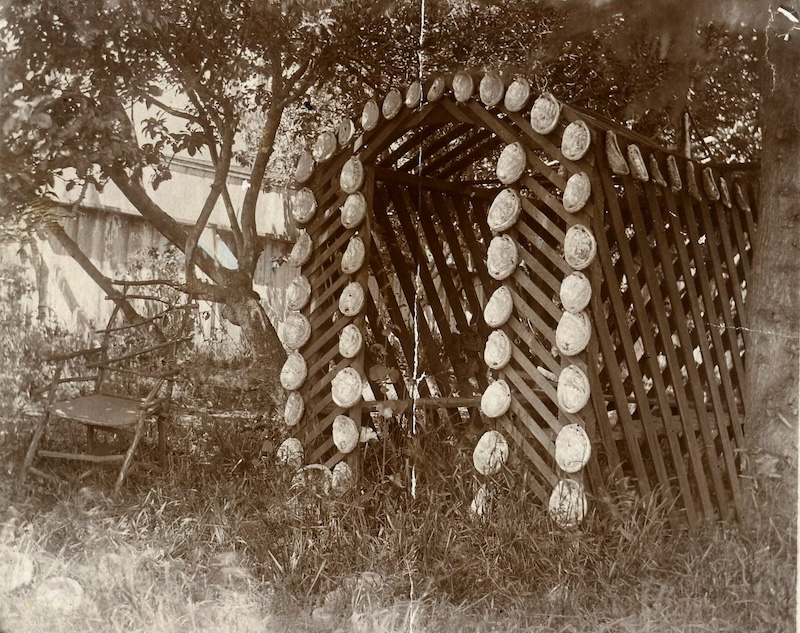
[605, 129, 751, 211]
[275, 148, 378, 496]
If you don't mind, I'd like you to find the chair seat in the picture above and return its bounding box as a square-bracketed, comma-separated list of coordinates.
[50, 394, 147, 429]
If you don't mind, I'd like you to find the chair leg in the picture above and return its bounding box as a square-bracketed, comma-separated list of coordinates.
[20, 412, 52, 486]
[114, 417, 146, 495]
[86, 425, 96, 453]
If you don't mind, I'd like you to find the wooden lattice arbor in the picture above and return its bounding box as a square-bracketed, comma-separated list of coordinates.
[278, 72, 758, 529]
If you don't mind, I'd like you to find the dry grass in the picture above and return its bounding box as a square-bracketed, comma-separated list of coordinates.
[0, 409, 795, 633]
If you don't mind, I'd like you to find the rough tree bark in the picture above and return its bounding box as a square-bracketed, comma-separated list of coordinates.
[744, 7, 799, 529]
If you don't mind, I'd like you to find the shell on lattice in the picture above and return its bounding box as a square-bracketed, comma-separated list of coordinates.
[290, 188, 317, 224]
[287, 275, 312, 311]
[280, 352, 307, 391]
[281, 312, 311, 351]
[277, 437, 304, 469]
[341, 192, 367, 229]
[530, 92, 561, 135]
[382, 88, 403, 120]
[687, 162, 702, 201]
[337, 117, 356, 146]
[427, 76, 446, 102]
[333, 414, 360, 454]
[480, 379, 512, 418]
[560, 271, 592, 314]
[549, 479, 588, 527]
[332, 462, 355, 497]
[362, 100, 380, 131]
[487, 235, 519, 280]
[312, 131, 337, 162]
[564, 224, 597, 271]
[473, 430, 509, 475]
[557, 365, 591, 414]
[734, 181, 750, 211]
[703, 167, 720, 201]
[340, 156, 365, 194]
[484, 285, 514, 328]
[504, 76, 531, 112]
[291, 464, 332, 495]
[487, 188, 522, 233]
[484, 329, 512, 370]
[561, 120, 591, 161]
[627, 144, 649, 182]
[289, 230, 313, 268]
[405, 81, 422, 109]
[719, 176, 732, 208]
[666, 155, 682, 191]
[331, 367, 363, 408]
[605, 131, 629, 176]
[649, 155, 667, 188]
[341, 236, 365, 275]
[295, 151, 315, 184]
[556, 310, 592, 356]
[339, 281, 365, 316]
[555, 423, 592, 473]
[496, 142, 527, 185]
[562, 172, 591, 214]
[284, 391, 305, 427]
[453, 71, 475, 102]
[339, 323, 363, 359]
[479, 72, 504, 107]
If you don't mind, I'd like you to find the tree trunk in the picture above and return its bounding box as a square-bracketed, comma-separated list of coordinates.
[744, 9, 800, 530]
[221, 294, 287, 397]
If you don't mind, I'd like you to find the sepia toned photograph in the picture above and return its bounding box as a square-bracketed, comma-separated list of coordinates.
[0, 1, 797, 631]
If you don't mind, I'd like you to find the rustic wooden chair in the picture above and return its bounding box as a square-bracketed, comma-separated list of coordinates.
[20, 282, 196, 494]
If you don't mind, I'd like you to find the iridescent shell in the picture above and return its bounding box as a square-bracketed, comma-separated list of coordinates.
[312, 131, 337, 162]
[294, 151, 315, 183]
[340, 156, 365, 194]
[339, 323, 363, 359]
[649, 155, 667, 188]
[605, 131, 629, 176]
[339, 281, 365, 316]
[562, 172, 591, 214]
[560, 271, 592, 314]
[284, 391, 305, 427]
[405, 81, 422, 109]
[290, 188, 317, 225]
[341, 192, 367, 229]
[563, 224, 597, 271]
[337, 117, 356, 146]
[382, 88, 403, 120]
[479, 72, 504, 107]
[487, 235, 520, 280]
[548, 479, 588, 527]
[702, 167, 720, 201]
[627, 144, 649, 182]
[452, 71, 475, 102]
[555, 310, 592, 356]
[286, 275, 312, 311]
[472, 430, 509, 475]
[666, 155, 682, 191]
[561, 120, 591, 161]
[503, 76, 531, 112]
[555, 423, 592, 473]
[333, 414, 360, 453]
[281, 312, 311, 351]
[361, 100, 380, 131]
[530, 92, 561, 135]
[487, 188, 522, 233]
[427, 76, 446, 102]
[289, 230, 313, 268]
[556, 365, 591, 414]
[484, 285, 514, 328]
[480, 379, 512, 418]
[276, 437, 304, 469]
[496, 142, 527, 184]
[280, 353, 307, 391]
[341, 236, 365, 275]
[331, 461, 355, 497]
[484, 329, 512, 370]
[331, 367, 363, 408]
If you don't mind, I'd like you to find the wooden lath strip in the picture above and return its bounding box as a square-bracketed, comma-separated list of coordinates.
[597, 157, 704, 525]
[669, 190, 746, 446]
[643, 176, 744, 519]
[507, 286, 556, 347]
[679, 192, 747, 403]
[504, 351, 563, 435]
[308, 275, 348, 327]
[592, 154, 685, 526]
[307, 225, 352, 289]
[433, 135, 505, 180]
[419, 128, 495, 177]
[371, 187, 451, 384]
[506, 316, 561, 377]
[513, 238, 563, 298]
[516, 211, 571, 275]
[395, 122, 475, 173]
[377, 124, 440, 168]
[427, 191, 487, 329]
[620, 173, 729, 521]
[373, 167, 496, 199]
[449, 195, 497, 293]
[495, 409, 553, 503]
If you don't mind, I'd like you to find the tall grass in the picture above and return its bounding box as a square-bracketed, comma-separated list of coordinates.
[1, 406, 795, 633]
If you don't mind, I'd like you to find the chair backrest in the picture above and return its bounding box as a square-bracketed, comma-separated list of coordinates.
[92, 282, 196, 401]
